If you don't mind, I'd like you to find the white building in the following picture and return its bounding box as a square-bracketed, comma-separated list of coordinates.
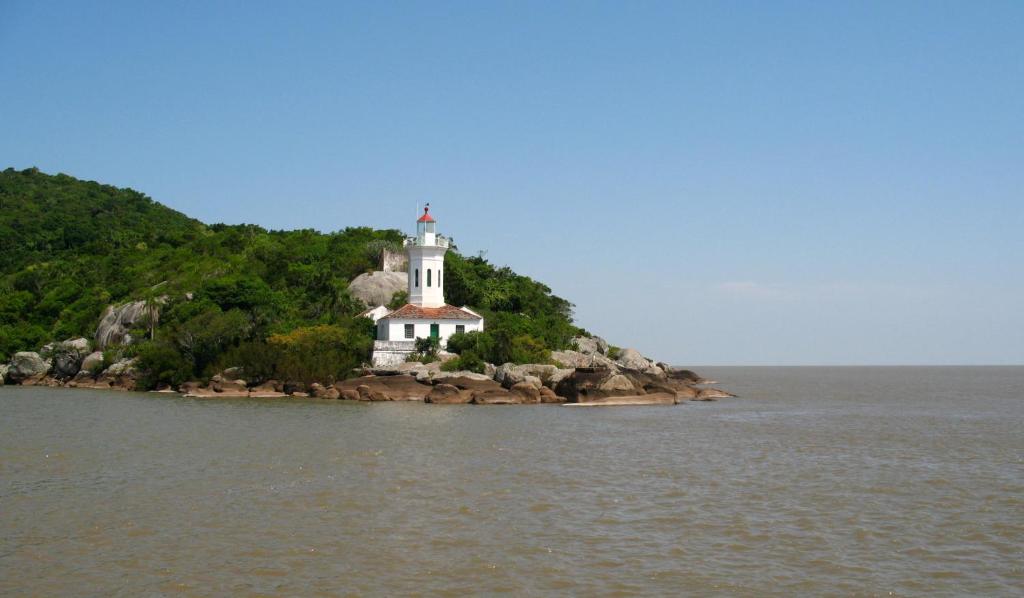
[364, 206, 484, 367]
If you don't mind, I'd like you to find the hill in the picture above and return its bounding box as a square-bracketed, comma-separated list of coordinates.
[0, 167, 584, 388]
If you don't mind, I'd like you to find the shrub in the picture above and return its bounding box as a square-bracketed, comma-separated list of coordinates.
[267, 323, 372, 384]
[509, 334, 550, 364]
[440, 349, 486, 373]
[444, 331, 478, 355]
[217, 341, 278, 384]
[136, 341, 194, 390]
[414, 336, 440, 356]
[387, 290, 409, 310]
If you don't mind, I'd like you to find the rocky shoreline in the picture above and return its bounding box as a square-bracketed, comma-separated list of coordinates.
[1, 335, 735, 406]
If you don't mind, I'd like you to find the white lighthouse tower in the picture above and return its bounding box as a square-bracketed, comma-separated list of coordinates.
[406, 205, 447, 308]
[364, 204, 485, 366]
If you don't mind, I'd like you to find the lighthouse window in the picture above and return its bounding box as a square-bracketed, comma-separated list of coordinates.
[427, 269, 432, 287]
[404, 324, 414, 339]
[456, 325, 465, 334]
[415, 269, 419, 287]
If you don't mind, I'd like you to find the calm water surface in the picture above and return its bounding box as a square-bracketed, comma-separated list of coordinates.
[1, 367, 1022, 596]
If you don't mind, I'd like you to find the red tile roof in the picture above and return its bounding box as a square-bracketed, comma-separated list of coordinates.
[383, 303, 480, 320]
[417, 206, 435, 222]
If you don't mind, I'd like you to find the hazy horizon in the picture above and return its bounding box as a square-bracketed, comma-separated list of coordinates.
[2, 1, 1021, 366]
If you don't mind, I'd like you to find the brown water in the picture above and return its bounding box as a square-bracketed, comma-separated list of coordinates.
[1, 367, 1022, 596]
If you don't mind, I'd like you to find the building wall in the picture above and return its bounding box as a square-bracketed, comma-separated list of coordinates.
[407, 245, 447, 308]
[378, 317, 484, 348]
[379, 248, 408, 273]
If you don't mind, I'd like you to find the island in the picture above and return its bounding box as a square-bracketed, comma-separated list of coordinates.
[0, 167, 733, 405]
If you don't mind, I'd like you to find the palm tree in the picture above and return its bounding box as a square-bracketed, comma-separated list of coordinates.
[142, 293, 161, 341]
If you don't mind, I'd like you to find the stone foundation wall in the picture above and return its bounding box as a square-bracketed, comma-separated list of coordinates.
[372, 349, 414, 368]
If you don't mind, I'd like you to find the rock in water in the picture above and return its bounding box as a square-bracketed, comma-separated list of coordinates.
[426, 383, 473, 404]
[7, 352, 50, 383]
[599, 374, 636, 393]
[472, 389, 523, 404]
[695, 388, 737, 401]
[95, 358, 140, 390]
[563, 393, 678, 407]
[51, 338, 92, 378]
[509, 381, 541, 404]
[538, 387, 566, 403]
[337, 375, 431, 401]
[347, 271, 407, 308]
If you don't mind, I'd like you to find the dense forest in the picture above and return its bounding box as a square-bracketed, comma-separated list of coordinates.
[0, 167, 584, 388]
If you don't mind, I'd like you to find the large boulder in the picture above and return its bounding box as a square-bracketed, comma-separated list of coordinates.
[432, 371, 493, 384]
[599, 374, 637, 394]
[616, 348, 654, 371]
[51, 338, 92, 379]
[538, 386, 566, 403]
[673, 385, 699, 401]
[211, 375, 249, 395]
[572, 335, 609, 356]
[493, 363, 558, 388]
[663, 367, 705, 384]
[309, 383, 340, 400]
[509, 381, 541, 404]
[336, 375, 431, 401]
[80, 351, 104, 374]
[7, 352, 50, 383]
[95, 358, 139, 391]
[695, 388, 737, 401]
[472, 389, 523, 405]
[547, 368, 575, 389]
[348, 271, 407, 308]
[395, 360, 443, 382]
[425, 383, 473, 404]
[356, 384, 389, 402]
[554, 366, 650, 402]
[95, 300, 163, 349]
[338, 388, 361, 401]
[550, 350, 619, 370]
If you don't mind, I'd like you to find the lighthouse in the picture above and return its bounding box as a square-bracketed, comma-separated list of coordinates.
[406, 205, 447, 308]
[364, 205, 485, 367]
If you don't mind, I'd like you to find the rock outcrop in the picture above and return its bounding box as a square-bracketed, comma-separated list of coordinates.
[51, 338, 92, 379]
[348, 271, 407, 308]
[86, 358, 140, 391]
[493, 363, 562, 388]
[425, 383, 473, 404]
[615, 347, 655, 371]
[80, 351, 104, 374]
[336, 374, 431, 401]
[551, 350, 618, 370]
[564, 392, 678, 407]
[695, 388, 737, 401]
[95, 301, 151, 348]
[7, 352, 51, 383]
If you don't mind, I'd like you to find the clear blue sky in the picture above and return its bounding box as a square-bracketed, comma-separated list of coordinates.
[2, 1, 1022, 365]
